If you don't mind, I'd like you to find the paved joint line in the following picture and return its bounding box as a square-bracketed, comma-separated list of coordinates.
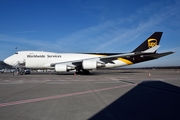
[0, 84, 135, 108]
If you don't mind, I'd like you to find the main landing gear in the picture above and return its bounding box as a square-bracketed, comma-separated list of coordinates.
[76, 69, 90, 75]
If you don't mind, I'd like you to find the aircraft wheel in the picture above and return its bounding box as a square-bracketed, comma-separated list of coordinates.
[13, 70, 19, 75]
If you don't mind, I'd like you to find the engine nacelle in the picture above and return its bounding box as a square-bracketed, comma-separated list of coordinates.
[82, 60, 97, 70]
[55, 64, 67, 72]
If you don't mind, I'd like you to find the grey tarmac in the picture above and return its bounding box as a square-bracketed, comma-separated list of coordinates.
[0, 69, 180, 120]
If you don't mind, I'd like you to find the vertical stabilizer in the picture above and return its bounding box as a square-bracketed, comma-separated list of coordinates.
[132, 32, 163, 52]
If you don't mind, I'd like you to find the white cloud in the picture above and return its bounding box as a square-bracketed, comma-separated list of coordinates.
[0, 34, 65, 52]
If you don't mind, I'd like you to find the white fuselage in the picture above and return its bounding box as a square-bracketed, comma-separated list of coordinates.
[4, 51, 132, 70]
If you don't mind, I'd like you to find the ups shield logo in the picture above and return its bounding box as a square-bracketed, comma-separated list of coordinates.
[148, 39, 157, 48]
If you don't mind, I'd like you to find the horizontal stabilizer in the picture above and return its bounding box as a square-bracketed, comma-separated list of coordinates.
[143, 52, 174, 59]
[143, 45, 160, 53]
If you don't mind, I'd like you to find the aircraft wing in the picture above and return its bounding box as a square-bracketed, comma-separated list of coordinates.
[50, 52, 139, 67]
[51, 45, 161, 66]
[99, 52, 139, 63]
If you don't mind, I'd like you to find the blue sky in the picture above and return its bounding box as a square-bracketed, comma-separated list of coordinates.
[0, 0, 180, 67]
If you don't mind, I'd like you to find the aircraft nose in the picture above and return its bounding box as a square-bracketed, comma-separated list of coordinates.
[4, 57, 12, 66]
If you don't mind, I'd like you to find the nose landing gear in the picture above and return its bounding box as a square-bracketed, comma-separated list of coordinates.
[12, 60, 27, 75]
[13, 68, 25, 75]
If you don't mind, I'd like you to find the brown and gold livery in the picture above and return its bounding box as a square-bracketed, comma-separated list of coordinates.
[132, 32, 162, 52]
[148, 39, 157, 48]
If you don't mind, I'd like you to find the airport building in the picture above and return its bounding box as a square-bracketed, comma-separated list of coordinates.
[0, 61, 12, 69]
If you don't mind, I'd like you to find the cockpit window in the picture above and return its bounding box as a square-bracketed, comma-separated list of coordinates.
[15, 52, 18, 54]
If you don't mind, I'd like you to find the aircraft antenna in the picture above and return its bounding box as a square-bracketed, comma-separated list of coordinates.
[15, 47, 18, 52]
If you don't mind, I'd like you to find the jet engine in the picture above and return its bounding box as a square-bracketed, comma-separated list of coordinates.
[55, 64, 74, 72]
[82, 59, 105, 70]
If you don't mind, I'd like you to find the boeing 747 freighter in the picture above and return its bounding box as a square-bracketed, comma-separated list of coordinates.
[4, 32, 173, 75]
